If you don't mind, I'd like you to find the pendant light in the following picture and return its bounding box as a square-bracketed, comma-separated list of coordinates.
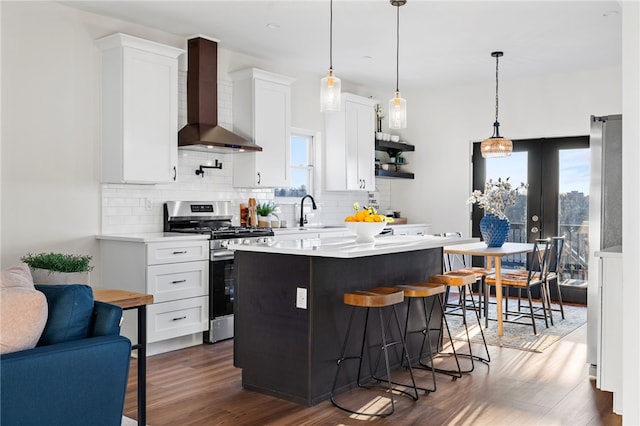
[320, 0, 341, 112]
[388, 0, 407, 129]
[481, 51, 512, 158]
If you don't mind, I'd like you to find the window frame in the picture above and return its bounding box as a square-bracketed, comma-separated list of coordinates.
[274, 127, 318, 204]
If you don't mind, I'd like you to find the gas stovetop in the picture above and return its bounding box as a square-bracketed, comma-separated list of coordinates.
[170, 226, 273, 239]
[164, 201, 274, 239]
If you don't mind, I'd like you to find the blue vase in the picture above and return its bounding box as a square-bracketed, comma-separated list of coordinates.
[480, 214, 510, 247]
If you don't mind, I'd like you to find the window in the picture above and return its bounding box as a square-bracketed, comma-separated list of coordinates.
[274, 128, 315, 198]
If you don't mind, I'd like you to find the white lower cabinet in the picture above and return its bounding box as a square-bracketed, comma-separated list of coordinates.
[99, 237, 209, 355]
[595, 250, 623, 414]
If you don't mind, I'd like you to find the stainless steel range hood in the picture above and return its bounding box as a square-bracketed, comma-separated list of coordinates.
[178, 37, 262, 153]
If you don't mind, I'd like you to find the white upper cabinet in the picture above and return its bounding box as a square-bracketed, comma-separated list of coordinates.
[231, 68, 295, 188]
[324, 93, 376, 191]
[97, 33, 183, 184]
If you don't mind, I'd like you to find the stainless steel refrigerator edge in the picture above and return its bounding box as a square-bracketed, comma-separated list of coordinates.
[587, 114, 622, 373]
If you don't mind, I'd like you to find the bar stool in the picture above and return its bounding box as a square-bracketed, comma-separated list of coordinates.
[392, 282, 457, 390]
[330, 288, 419, 417]
[429, 273, 490, 371]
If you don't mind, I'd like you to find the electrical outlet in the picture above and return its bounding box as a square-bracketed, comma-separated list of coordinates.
[145, 198, 152, 211]
[296, 287, 307, 309]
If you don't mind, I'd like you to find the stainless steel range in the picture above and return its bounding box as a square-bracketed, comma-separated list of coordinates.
[164, 201, 273, 343]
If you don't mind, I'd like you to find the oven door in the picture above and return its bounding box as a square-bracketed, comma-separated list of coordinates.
[205, 249, 235, 343]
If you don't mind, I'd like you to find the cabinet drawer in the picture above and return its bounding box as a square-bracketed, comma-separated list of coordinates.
[147, 296, 208, 343]
[146, 240, 208, 265]
[147, 260, 208, 303]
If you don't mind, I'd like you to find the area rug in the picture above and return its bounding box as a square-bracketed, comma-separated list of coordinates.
[445, 298, 587, 353]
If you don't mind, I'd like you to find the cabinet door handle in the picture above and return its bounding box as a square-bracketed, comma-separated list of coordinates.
[172, 250, 187, 255]
[173, 166, 177, 181]
[257, 172, 261, 185]
[171, 316, 187, 321]
[171, 279, 186, 284]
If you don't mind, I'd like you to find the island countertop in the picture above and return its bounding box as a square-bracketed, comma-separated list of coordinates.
[230, 234, 475, 258]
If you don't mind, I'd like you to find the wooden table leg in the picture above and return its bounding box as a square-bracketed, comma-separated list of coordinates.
[494, 256, 503, 336]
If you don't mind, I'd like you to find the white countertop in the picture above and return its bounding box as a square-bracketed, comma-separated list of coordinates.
[231, 234, 474, 258]
[272, 223, 430, 236]
[96, 232, 210, 243]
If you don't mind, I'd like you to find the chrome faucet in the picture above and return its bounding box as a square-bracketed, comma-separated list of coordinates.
[299, 194, 317, 227]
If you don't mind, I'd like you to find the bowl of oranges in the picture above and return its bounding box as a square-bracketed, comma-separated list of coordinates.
[344, 203, 394, 243]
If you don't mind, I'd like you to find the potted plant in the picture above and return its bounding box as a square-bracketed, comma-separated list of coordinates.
[20, 252, 94, 284]
[467, 177, 527, 247]
[255, 201, 278, 227]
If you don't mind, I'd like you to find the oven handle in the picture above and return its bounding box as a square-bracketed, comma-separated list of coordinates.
[211, 250, 234, 262]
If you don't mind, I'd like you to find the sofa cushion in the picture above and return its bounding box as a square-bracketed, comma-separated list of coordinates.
[0, 264, 48, 354]
[36, 284, 94, 346]
[0, 288, 48, 354]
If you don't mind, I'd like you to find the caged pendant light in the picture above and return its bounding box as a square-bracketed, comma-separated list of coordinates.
[320, 0, 341, 112]
[388, 0, 407, 129]
[481, 51, 512, 158]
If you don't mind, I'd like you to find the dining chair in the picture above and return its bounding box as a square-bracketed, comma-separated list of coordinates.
[484, 238, 552, 335]
[543, 236, 566, 324]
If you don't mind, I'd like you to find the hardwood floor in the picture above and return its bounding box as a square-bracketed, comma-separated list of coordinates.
[124, 321, 621, 425]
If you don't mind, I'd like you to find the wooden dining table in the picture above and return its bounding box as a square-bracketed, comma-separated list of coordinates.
[443, 242, 535, 336]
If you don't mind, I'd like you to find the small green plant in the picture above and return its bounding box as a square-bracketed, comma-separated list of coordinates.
[20, 252, 94, 273]
[256, 201, 278, 217]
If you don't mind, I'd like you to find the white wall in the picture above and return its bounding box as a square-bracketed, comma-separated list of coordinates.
[374, 67, 621, 235]
[621, 2, 640, 423]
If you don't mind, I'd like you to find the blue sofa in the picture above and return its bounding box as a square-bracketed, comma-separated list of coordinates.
[1, 285, 132, 426]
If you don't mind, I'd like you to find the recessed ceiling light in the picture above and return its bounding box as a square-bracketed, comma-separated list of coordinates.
[362, 55, 373, 60]
[266, 23, 280, 29]
[602, 10, 619, 17]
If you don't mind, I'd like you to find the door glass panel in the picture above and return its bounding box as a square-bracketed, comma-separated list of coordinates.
[486, 152, 528, 243]
[558, 148, 590, 284]
[486, 152, 528, 268]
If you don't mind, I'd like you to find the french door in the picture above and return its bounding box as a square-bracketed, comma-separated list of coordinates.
[472, 136, 590, 303]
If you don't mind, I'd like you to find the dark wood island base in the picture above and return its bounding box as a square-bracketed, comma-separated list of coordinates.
[234, 246, 444, 406]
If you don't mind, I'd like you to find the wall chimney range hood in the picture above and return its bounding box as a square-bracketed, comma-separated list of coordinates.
[178, 37, 262, 153]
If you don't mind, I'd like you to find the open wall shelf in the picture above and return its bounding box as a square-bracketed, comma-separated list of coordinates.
[375, 140, 415, 179]
[375, 168, 415, 179]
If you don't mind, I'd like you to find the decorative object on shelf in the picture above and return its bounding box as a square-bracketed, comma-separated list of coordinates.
[195, 160, 223, 177]
[20, 252, 93, 284]
[388, 0, 407, 129]
[320, 0, 341, 112]
[479, 213, 510, 247]
[481, 51, 512, 158]
[467, 177, 527, 247]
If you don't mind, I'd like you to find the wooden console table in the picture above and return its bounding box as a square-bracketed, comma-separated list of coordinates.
[94, 288, 153, 426]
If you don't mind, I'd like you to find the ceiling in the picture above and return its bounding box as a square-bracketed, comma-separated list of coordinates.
[61, 0, 622, 90]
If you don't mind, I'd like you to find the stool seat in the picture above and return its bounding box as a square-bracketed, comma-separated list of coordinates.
[344, 289, 403, 307]
[429, 273, 476, 287]
[395, 283, 446, 298]
[450, 267, 493, 278]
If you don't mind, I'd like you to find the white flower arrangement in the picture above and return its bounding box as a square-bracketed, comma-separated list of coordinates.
[467, 177, 527, 220]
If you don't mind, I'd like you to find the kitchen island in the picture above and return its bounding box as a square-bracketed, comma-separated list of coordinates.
[232, 234, 472, 406]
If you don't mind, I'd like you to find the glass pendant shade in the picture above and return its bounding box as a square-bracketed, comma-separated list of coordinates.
[481, 121, 512, 157]
[481, 136, 513, 157]
[388, 91, 407, 129]
[320, 69, 341, 112]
